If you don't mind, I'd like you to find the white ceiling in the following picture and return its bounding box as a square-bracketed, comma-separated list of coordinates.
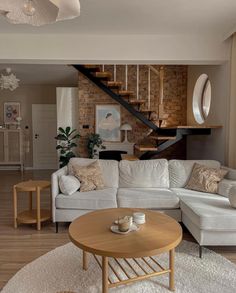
[0, 64, 78, 85]
[0, 0, 235, 37]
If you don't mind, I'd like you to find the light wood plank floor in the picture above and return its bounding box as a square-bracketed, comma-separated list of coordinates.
[0, 170, 236, 289]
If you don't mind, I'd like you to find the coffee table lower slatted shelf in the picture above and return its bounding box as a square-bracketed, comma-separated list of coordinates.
[92, 254, 170, 289]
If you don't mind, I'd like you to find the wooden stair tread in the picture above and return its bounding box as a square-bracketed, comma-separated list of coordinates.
[149, 135, 176, 140]
[134, 144, 158, 151]
[121, 154, 139, 161]
[94, 71, 112, 80]
[107, 81, 123, 89]
[84, 65, 100, 72]
[139, 109, 154, 113]
[118, 90, 134, 96]
[129, 99, 146, 105]
[161, 125, 222, 129]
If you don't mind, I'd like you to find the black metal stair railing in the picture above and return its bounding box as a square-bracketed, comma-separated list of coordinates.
[74, 64, 213, 160]
[139, 127, 212, 160]
[73, 65, 177, 137]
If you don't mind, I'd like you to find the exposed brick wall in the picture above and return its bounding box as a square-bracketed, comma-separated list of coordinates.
[78, 65, 187, 159]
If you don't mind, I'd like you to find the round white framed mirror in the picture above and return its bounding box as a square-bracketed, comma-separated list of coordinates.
[192, 74, 211, 124]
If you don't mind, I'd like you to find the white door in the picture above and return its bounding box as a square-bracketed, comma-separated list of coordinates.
[32, 104, 57, 169]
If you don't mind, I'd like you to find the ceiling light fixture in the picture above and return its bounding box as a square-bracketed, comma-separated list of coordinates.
[0, 0, 80, 26]
[22, 0, 36, 17]
[0, 68, 20, 91]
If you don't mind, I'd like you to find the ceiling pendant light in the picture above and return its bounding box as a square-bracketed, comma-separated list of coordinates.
[0, 0, 80, 26]
[0, 68, 20, 91]
[22, 0, 36, 17]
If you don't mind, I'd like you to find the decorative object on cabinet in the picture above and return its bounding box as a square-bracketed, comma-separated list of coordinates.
[120, 123, 132, 143]
[16, 117, 22, 129]
[55, 127, 80, 168]
[87, 133, 106, 159]
[0, 129, 24, 171]
[95, 104, 121, 142]
[0, 68, 20, 91]
[4, 102, 21, 124]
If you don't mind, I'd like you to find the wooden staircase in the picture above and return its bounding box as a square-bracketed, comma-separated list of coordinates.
[73, 64, 220, 160]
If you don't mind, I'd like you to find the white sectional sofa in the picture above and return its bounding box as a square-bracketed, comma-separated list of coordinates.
[52, 158, 236, 257]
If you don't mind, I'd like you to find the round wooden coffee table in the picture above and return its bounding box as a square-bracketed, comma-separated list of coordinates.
[69, 208, 182, 292]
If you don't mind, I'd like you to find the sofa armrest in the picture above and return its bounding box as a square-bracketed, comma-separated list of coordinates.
[218, 178, 236, 197]
[222, 166, 236, 180]
[51, 166, 68, 222]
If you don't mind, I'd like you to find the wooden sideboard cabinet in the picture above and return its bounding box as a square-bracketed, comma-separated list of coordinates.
[0, 129, 24, 171]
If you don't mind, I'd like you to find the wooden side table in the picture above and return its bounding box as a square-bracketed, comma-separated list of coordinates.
[13, 180, 51, 231]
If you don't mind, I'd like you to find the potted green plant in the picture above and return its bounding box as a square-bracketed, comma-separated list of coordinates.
[55, 127, 80, 167]
[87, 133, 106, 159]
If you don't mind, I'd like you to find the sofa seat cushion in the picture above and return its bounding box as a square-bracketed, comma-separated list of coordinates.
[56, 188, 117, 210]
[117, 188, 179, 209]
[171, 188, 228, 201]
[169, 160, 221, 188]
[180, 197, 236, 231]
[119, 159, 169, 188]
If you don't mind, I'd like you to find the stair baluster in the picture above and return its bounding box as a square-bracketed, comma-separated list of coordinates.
[125, 65, 128, 91]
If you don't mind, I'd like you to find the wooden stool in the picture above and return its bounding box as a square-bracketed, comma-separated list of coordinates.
[13, 180, 51, 231]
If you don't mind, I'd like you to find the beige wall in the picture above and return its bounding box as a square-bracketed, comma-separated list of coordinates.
[0, 85, 56, 167]
[187, 63, 231, 164]
[0, 34, 230, 65]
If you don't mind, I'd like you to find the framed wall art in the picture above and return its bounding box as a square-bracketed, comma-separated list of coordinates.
[95, 104, 121, 142]
[4, 102, 21, 124]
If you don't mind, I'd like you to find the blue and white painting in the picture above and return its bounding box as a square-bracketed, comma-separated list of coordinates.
[96, 104, 121, 141]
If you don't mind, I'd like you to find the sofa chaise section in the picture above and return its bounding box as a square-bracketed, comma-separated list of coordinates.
[169, 160, 236, 256]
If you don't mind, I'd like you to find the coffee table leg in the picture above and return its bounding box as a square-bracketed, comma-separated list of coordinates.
[29, 191, 33, 210]
[36, 187, 41, 231]
[102, 256, 108, 293]
[13, 186, 17, 228]
[169, 248, 175, 291]
[83, 250, 88, 270]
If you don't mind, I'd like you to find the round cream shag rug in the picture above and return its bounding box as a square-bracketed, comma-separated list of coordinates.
[2, 240, 236, 293]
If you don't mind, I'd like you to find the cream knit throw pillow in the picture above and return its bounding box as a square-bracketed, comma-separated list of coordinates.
[185, 163, 228, 194]
[73, 161, 105, 192]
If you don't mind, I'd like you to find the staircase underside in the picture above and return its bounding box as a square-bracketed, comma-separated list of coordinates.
[74, 64, 221, 160]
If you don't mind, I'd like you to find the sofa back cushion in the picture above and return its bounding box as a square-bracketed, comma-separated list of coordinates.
[169, 159, 221, 188]
[119, 159, 169, 188]
[68, 158, 119, 188]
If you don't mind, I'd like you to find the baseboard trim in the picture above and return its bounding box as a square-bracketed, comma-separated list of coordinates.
[0, 166, 22, 171]
[0, 166, 56, 171]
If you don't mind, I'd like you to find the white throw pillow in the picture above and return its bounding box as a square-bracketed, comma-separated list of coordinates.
[59, 175, 80, 196]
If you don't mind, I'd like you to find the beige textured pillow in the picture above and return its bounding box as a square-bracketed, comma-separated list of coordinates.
[73, 161, 105, 192]
[185, 163, 228, 194]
